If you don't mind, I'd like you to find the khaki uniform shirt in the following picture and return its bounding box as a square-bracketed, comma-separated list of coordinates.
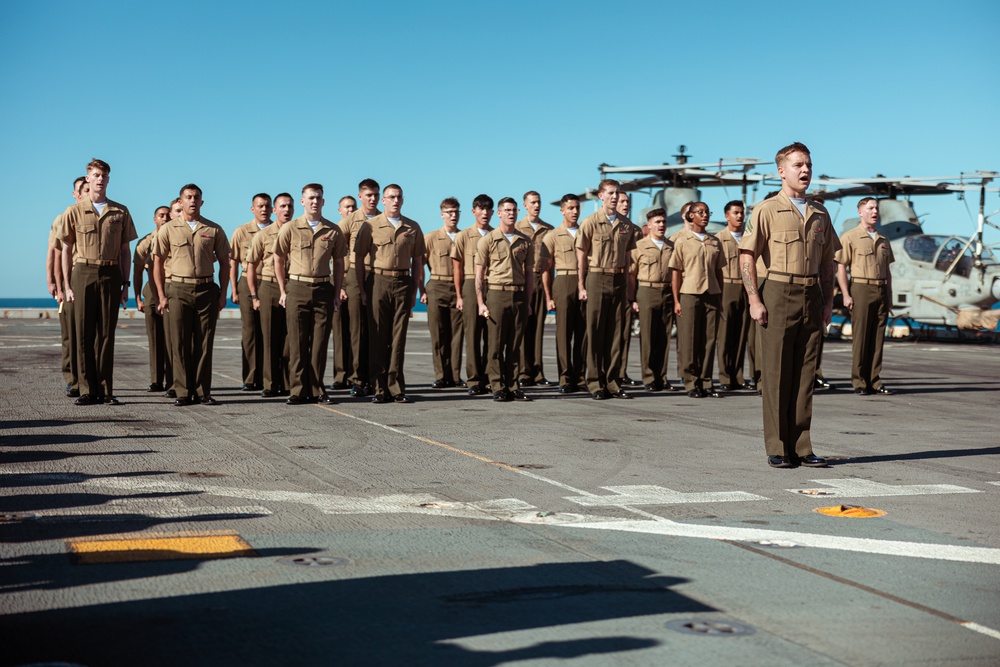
[59, 198, 138, 263]
[475, 228, 533, 287]
[246, 222, 285, 281]
[515, 217, 553, 272]
[539, 226, 580, 272]
[739, 191, 840, 276]
[631, 237, 674, 285]
[273, 216, 346, 278]
[451, 227, 492, 278]
[576, 210, 637, 270]
[425, 228, 458, 279]
[231, 221, 270, 275]
[669, 230, 723, 295]
[338, 209, 375, 269]
[716, 228, 745, 281]
[356, 214, 425, 272]
[835, 225, 894, 280]
[153, 217, 230, 278]
[49, 215, 64, 253]
[133, 232, 155, 272]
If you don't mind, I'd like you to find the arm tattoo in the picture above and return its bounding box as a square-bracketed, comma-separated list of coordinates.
[475, 273, 484, 302]
[741, 261, 758, 298]
[820, 259, 835, 302]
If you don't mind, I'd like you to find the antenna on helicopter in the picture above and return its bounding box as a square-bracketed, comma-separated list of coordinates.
[672, 145, 688, 165]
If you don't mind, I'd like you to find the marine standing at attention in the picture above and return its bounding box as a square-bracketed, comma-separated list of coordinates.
[836, 197, 895, 396]
[576, 179, 638, 399]
[273, 184, 346, 405]
[739, 142, 840, 468]
[422, 197, 464, 388]
[629, 208, 676, 392]
[230, 193, 273, 392]
[475, 197, 534, 402]
[339, 179, 380, 398]
[716, 200, 751, 390]
[47, 175, 87, 398]
[247, 192, 294, 397]
[154, 183, 230, 406]
[616, 192, 644, 387]
[356, 184, 425, 404]
[452, 194, 494, 396]
[59, 159, 137, 406]
[514, 190, 554, 387]
[133, 205, 173, 393]
[670, 201, 724, 398]
[330, 194, 358, 391]
[539, 194, 587, 393]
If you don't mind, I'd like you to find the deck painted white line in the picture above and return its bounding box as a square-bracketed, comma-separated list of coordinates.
[960, 622, 1000, 641]
[565, 485, 767, 507]
[790, 478, 981, 498]
[564, 518, 1000, 565]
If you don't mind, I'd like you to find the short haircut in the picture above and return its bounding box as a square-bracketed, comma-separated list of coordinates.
[339, 195, 357, 207]
[302, 183, 324, 195]
[358, 178, 380, 193]
[523, 190, 540, 202]
[170, 197, 181, 207]
[440, 197, 460, 210]
[724, 200, 744, 213]
[646, 208, 666, 221]
[87, 158, 111, 174]
[472, 194, 494, 210]
[857, 196, 877, 210]
[679, 201, 693, 216]
[73, 176, 86, 190]
[497, 196, 517, 209]
[383, 183, 402, 196]
[252, 192, 272, 204]
[179, 183, 203, 198]
[274, 192, 293, 204]
[775, 142, 810, 168]
[560, 193, 580, 206]
[597, 179, 620, 195]
[154, 206, 170, 216]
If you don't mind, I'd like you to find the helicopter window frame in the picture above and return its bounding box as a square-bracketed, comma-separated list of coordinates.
[902, 235, 943, 263]
[933, 237, 974, 277]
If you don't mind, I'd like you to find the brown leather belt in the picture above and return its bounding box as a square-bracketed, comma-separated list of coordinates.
[258, 276, 277, 283]
[768, 270, 818, 286]
[852, 277, 887, 286]
[722, 278, 743, 284]
[489, 285, 524, 292]
[639, 281, 669, 288]
[589, 267, 625, 275]
[76, 258, 116, 267]
[169, 276, 213, 285]
[373, 268, 409, 277]
[555, 269, 579, 276]
[429, 275, 452, 280]
[290, 275, 329, 284]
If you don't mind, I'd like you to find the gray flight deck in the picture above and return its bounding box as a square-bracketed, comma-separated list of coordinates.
[1, 316, 999, 666]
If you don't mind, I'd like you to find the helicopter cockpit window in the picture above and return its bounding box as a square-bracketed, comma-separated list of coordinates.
[903, 235, 941, 263]
[934, 238, 973, 277]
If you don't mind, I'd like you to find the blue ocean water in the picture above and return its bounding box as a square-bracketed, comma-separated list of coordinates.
[1, 297, 428, 313]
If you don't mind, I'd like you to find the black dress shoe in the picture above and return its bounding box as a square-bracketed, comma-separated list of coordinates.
[261, 389, 279, 397]
[443, 379, 457, 388]
[874, 386, 895, 395]
[371, 393, 390, 404]
[431, 380, 448, 389]
[768, 455, 793, 468]
[814, 377, 832, 390]
[664, 383, 679, 392]
[467, 386, 488, 396]
[610, 390, 632, 399]
[592, 390, 609, 400]
[799, 454, 828, 468]
[744, 379, 757, 390]
[318, 395, 336, 404]
[241, 383, 258, 392]
[394, 394, 413, 403]
[458, 380, 468, 388]
[147, 383, 164, 393]
[518, 378, 537, 387]
[66, 387, 80, 398]
[854, 387, 872, 395]
[200, 396, 218, 406]
[329, 381, 350, 390]
[557, 385, 573, 394]
[686, 390, 702, 399]
[644, 384, 662, 392]
[173, 397, 193, 406]
[165, 389, 177, 399]
[511, 390, 532, 401]
[705, 389, 723, 398]
[104, 396, 122, 405]
[538, 378, 557, 387]
[493, 391, 509, 402]
[350, 384, 364, 397]
[74, 394, 100, 406]
[286, 395, 307, 405]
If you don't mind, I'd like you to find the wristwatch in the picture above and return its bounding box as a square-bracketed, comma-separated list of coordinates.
[250, 294, 258, 300]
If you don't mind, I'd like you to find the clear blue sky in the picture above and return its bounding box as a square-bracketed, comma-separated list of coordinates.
[3, 0, 998, 298]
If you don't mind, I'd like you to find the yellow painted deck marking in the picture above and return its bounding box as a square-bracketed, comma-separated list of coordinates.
[814, 505, 887, 518]
[68, 533, 256, 565]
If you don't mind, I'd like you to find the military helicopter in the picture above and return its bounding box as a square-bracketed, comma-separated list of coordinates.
[807, 172, 1000, 334]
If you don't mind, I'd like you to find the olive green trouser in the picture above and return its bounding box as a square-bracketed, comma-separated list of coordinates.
[237, 276, 263, 387]
[461, 277, 489, 391]
[636, 285, 673, 387]
[142, 282, 172, 388]
[426, 278, 464, 383]
[677, 292, 720, 392]
[286, 280, 334, 399]
[584, 272, 625, 395]
[486, 289, 526, 393]
[166, 280, 220, 400]
[553, 274, 586, 387]
[717, 282, 750, 387]
[370, 274, 413, 397]
[258, 279, 289, 392]
[850, 281, 890, 391]
[519, 272, 546, 383]
[72, 263, 122, 398]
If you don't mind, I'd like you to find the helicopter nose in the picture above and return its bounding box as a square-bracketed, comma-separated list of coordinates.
[992, 277, 1000, 302]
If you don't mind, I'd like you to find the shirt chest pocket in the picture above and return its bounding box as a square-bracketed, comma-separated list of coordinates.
[856, 247, 877, 273]
[771, 228, 804, 271]
[293, 238, 314, 266]
[76, 221, 99, 252]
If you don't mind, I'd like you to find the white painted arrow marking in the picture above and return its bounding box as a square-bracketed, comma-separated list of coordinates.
[789, 479, 980, 498]
[565, 485, 767, 507]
